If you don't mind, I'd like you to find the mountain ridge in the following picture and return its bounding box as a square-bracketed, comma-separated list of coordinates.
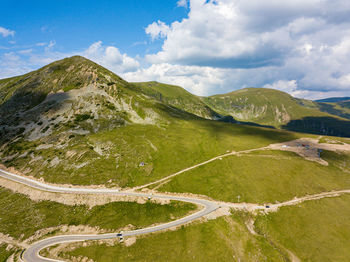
[316, 97, 350, 103]
[1, 55, 350, 138]
[1, 55, 300, 187]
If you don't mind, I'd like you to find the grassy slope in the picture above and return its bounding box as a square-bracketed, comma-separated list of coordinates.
[0, 244, 17, 262]
[316, 101, 350, 120]
[255, 194, 350, 262]
[0, 187, 195, 240]
[0, 57, 302, 187]
[159, 150, 350, 203]
[132, 81, 220, 119]
[202, 88, 326, 126]
[0, 56, 128, 117]
[202, 88, 350, 137]
[3, 120, 299, 187]
[62, 213, 285, 262]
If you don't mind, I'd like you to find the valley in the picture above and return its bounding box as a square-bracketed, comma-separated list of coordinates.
[0, 56, 350, 262]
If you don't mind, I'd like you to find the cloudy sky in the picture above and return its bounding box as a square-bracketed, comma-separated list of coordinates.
[1, 0, 350, 99]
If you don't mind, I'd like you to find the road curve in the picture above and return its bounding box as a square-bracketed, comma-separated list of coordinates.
[0, 169, 218, 262]
[2, 168, 350, 262]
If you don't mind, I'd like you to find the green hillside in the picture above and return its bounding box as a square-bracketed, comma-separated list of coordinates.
[316, 101, 350, 120]
[0, 56, 128, 118]
[0, 56, 298, 187]
[255, 194, 350, 261]
[158, 149, 350, 203]
[56, 214, 285, 262]
[132, 81, 221, 119]
[0, 187, 194, 240]
[1, 56, 350, 262]
[202, 87, 350, 137]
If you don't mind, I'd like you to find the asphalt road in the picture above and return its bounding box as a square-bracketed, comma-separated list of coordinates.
[0, 169, 219, 262]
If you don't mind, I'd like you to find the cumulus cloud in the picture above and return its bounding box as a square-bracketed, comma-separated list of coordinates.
[2, 0, 350, 100]
[83, 41, 139, 73]
[0, 26, 15, 37]
[139, 0, 350, 99]
[0, 41, 140, 79]
[125, 63, 226, 96]
[145, 21, 170, 41]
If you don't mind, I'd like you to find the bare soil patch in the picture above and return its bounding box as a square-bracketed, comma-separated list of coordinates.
[267, 138, 350, 165]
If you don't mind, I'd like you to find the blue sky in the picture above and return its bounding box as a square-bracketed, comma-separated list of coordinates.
[1, 0, 350, 99]
[0, 0, 185, 57]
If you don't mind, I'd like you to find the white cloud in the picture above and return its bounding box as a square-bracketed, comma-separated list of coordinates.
[124, 63, 225, 96]
[145, 21, 170, 41]
[83, 41, 140, 73]
[139, 0, 350, 99]
[0, 40, 140, 79]
[177, 0, 189, 8]
[18, 49, 33, 55]
[3, 0, 350, 101]
[0, 26, 15, 37]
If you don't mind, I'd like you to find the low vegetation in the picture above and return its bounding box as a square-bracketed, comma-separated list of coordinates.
[0, 187, 195, 240]
[133, 81, 220, 119]
[159, 150, 350, 203]
[59, 214, 285, 262]
[202, 87, 350, 136]
[1, 56, 350, 261]
[2, 120, 299, 187]
[255, 194, 350, 261]
[0, 244, 16, 262]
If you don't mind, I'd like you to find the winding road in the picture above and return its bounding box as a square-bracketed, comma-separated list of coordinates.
[1, 138, 350, 262]
[0, 169, 220, 262]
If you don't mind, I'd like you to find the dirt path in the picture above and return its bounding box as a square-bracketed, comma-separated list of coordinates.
[134, 147, 269, 190]
[135, 137, 350, 190]
[1, 170, 350, 262]
[268, 189, 350, 212]
[0, 233, 27, 249]
[1, 137, 350, 261]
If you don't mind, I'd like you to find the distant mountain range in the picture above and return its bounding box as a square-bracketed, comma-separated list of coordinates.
[1, 56, 350, 140]
[1, 56, 350, 186]
[132, 81, 350, 137]
[315, 97, 350, 103]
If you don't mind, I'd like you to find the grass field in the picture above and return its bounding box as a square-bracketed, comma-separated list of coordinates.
[59, 213, 285, 262]
[158, 150, 350, 203]
[0, 187, 195, 240]
[202, 88, 328, 127]
[319, 136, 350, 144]
[0, 244, 16, 262]
[4, 119, 300, 187]
[132, 81, 219, 119]
[255, 194, 350, 262]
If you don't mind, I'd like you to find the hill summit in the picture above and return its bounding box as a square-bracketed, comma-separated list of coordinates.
[0, 56, 127, 117]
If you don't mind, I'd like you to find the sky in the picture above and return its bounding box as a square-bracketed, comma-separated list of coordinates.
[1, 0, 350, 100]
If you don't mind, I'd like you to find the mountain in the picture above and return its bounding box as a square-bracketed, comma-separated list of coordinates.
[0, 56, 296, 187]
[132, 81, 221, 120]
[202, 88, 323, 127]
[2, 56, 350, 262]
[201, 87, 350, 137]
[0, 56, 182, 144]
[0, 56, 129, 117]
[316, 97, 350, 103]
[315, 100, 350, 121]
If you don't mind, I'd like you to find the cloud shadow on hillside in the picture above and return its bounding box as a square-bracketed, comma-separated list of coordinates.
[282, 116, 350, 137]
[317, 103, 350, 120]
